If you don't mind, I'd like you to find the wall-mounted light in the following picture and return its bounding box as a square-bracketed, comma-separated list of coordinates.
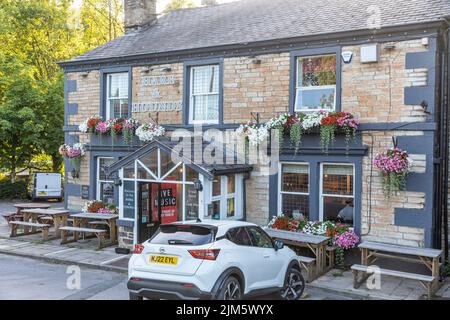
[80, 71, 90, 78]
[114, 177, 122, 187]
[161, 67, 172, 72]
[193, 178, 203, 192]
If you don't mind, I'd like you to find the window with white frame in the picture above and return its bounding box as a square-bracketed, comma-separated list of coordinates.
[97, 157, 115, 204]
[320, 164, 354, 225]
[295, 54, 337, 112]
[207, 174, 242, 220]
[106, 73, 129, 119]
[189, 65, 219, 124]
[279, 163, 309, 220]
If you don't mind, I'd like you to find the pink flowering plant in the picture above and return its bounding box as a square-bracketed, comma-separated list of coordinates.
[333, 230, 359, 267]
[373, 147, 411, 197]
[59, 143, 86, 178]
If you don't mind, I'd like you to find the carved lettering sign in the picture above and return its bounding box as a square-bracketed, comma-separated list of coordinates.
[132, 74, 182, 113]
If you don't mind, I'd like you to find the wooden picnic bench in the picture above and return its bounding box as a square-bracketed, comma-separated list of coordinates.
[264, 228, 332, 280]
[9, 221, 50, 241]
[21, 208, 70, 238]
[352, 241, 443, 299]
[1, 212, 22, 223]
[59, 226, 107, 249]
[70, 213, 118, 245]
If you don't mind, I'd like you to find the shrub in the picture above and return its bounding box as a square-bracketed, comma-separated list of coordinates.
[0, 179, 28, 199]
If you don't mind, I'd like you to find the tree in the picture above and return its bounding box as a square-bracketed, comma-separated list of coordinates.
[0, 0, 124, 180]
[78, 0, 124, 48]
[0, 63, 44, 182]
[163, 0, 197, 13]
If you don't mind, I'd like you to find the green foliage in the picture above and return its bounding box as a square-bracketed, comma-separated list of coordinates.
[0, 179, 28, 199]
[380, 171, 408, 198]
[444, 261, 450, 277]
[289, 122, 303, 153]
[163, 0, 197, 13]
[0, 0, 123, 180]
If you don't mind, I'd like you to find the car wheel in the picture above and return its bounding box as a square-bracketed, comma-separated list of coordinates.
[216, 276, 242, 300]
[129, 292, 143, 300]
[280, 267, 305, 300]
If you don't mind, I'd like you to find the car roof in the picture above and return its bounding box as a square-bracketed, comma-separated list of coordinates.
[170, 220, 257, 229]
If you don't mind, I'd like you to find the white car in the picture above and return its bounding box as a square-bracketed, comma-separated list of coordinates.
[127, 220, 305, 300]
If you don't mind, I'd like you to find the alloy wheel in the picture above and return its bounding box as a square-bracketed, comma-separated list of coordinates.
[281, 269, 305, 300]
[223, 280, 241, 300]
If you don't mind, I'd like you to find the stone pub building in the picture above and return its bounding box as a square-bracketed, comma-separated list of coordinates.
[59, 0, 450, 258]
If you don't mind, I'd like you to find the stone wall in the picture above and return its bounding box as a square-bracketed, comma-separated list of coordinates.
[361, 131, 426, 247]
[342, 39, 428, 123]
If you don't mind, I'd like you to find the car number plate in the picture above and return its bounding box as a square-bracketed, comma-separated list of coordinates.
[149, 255, 178, 265]
[38, 191, 47, 196]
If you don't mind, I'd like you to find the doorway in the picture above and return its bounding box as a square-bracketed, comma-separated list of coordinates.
[137, 181, 180, 243]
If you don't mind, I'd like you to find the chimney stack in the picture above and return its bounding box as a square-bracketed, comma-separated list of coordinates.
[124, 0, 157, 33]
[201, 0, 217, 6]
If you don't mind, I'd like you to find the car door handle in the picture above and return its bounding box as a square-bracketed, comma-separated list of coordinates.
[263, 255, 270, 258]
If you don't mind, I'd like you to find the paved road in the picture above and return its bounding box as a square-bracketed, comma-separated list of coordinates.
[0, 253, 348, 300]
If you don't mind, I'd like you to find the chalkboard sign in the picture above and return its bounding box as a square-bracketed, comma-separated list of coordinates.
[185, 185, 199, 220]
[81, 185, 89, 200]
[123, 181, 135, 219]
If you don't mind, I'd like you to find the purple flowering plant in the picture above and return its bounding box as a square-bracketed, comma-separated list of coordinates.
[373, 147, 410, 197]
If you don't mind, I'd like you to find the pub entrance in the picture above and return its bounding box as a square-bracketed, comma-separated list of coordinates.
[137, 181, 180, 243]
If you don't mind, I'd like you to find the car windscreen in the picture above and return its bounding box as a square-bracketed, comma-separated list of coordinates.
[149, 225, 215, 246]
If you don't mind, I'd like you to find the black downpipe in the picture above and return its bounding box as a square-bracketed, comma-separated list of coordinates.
[443, 27, 450, 261]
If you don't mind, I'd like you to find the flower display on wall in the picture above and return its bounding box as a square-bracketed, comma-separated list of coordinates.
[237, 110, 359, 152]
[82, 200, 118, 215]
[235, 121, 269, 147]
[79, 116, 155, 145]
[135, 123, 165, 142]
[79, 115, 102, 134]
[59, 143, 86, 178]
[373, 147, 411, 197]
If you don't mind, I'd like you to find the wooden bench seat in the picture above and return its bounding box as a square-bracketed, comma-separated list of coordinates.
[297, 255, 316, 282]
[1, 212, 22, 223]
[9, 221, 50, 240]
[59, 226, 107, 249]
[351, 264, 436, 299]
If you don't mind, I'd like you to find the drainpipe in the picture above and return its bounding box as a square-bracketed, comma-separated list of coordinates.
[443, 18, 450, 261]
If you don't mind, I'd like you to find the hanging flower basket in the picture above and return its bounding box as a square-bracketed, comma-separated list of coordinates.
[59, 143, 86, 178]
[373, 147, 411, 198]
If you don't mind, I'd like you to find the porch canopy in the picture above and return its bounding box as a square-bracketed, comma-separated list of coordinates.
[106, 136, 253, 181]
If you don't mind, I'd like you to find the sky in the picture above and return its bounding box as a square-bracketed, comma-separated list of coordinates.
[71, 0, 239, 14]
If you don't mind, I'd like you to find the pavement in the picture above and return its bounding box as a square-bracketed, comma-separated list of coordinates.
[0, 253, 350, 300]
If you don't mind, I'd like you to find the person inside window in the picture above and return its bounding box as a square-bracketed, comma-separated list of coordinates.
[337, 200, 354, 224]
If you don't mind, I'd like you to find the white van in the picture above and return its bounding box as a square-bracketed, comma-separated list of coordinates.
[30, 173, 63, 201]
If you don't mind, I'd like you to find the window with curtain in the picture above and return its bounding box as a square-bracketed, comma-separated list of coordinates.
[295, 54, 337, 112]
[107, 73, 129, 118]
[189, 65, 219, 124]
[279, 164, 309, 219]
[321, 164, 354, 225]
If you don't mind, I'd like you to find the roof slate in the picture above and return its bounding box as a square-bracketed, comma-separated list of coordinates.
[66, 0, 450, 64]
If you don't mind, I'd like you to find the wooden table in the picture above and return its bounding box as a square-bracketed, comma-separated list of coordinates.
[70, 213, 119, 245]
[13, 203, 51, 214]
[21, 208, 70, 238]
[264, 228, 330, 277]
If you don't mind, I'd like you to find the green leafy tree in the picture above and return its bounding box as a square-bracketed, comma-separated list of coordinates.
[163, 0, 197, 13]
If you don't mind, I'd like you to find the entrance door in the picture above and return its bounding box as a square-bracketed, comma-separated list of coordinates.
[138, 182, 160, 243]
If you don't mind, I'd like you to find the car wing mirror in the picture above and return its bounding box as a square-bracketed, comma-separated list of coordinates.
[274, 240, 284, 251]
